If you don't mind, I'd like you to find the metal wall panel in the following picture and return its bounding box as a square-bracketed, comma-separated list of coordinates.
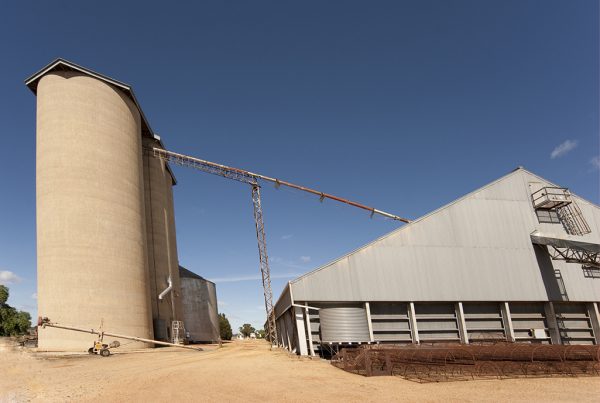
[289, 170, 600, 304]
[370, 302, 412, 343]
[553, 303, 596, 345]
[283, 310, 296, 352]
[462, 302, 505, 342]
[319, 304, 370, 343]
[179, 268, 219, 343]
[276, 317, 285, 347]
[308, 310, 321, 343]
[274, 284, 292, 318]
[510, 302, 550, 343]
[415, 303, 460, 341]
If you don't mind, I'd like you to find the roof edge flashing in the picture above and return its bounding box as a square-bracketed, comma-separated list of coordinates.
[25, 58, 130, 93]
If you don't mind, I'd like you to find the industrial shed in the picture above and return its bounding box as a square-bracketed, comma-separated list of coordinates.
[274, 168, 600, 356]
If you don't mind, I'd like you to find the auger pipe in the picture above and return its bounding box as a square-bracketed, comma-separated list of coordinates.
[152, 147, 411, 223]
[39, 319, 202, 351]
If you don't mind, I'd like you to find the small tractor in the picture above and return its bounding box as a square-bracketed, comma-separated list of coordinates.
[88, 339, 120, 357]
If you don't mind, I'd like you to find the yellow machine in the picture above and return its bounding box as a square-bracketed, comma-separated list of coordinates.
[88, 339, 120, 357]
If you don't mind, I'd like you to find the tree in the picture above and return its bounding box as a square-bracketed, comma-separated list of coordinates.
[256, 329, 266, 339]
[239, 323, 255, 338]
[0, 285, 8, 305]
[219, 313, 232, 340]
[0, 285, 32, 336]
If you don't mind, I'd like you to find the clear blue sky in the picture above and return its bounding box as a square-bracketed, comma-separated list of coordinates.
[0, 1, 598, 332]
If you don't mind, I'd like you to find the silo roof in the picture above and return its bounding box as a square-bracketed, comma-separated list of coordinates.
[179, 265, 215, 284]
[25, 58, 155, 138]
[25, 58, 177, 184]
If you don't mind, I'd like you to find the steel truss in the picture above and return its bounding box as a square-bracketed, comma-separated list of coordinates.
[547, 246, 600, 268]
[251, 185, 277, 343]
[150, 148, 278, 344]
[149, 146, 410, 347]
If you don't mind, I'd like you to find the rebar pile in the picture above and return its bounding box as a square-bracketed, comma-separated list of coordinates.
[331, 343, 600, 382]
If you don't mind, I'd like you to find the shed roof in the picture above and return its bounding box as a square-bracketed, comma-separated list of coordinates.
[275, 167, 600, 305]
[290, 167, 594, 286]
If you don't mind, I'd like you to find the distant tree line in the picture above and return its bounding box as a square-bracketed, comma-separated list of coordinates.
[0, 285, 31, 336]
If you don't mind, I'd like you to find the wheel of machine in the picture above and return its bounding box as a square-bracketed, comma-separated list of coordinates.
[88, 348, 94, 354]
[100, 348, 110, 357]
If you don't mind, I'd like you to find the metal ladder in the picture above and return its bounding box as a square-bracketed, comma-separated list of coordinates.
[557, 202, 591, 236]
[172, 321, 185, 345]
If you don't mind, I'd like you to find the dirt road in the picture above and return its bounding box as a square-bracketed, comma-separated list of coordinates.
[1, 339, 598, 402]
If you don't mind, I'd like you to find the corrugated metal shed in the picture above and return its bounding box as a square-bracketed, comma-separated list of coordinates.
[287, 168, 600, 304]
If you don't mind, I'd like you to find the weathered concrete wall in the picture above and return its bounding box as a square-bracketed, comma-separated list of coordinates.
[179, 267, 219, 342]
[36, 71, 153, 350]
[143, 137, 183, 341]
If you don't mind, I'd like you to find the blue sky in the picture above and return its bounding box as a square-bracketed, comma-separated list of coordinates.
[0, 1, 598, 332]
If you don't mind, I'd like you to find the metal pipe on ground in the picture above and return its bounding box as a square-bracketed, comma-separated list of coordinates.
[38, 317, 202, 351]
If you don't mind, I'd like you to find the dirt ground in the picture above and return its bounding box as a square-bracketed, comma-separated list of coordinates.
[1, 339, 599, 402]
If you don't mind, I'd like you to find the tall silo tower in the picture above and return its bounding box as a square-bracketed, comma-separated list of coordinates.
[26, 59, 154, 350]
[143, 136, 184, 341]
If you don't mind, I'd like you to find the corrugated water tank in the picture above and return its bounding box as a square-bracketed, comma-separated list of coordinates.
[319, 304, 370, 343]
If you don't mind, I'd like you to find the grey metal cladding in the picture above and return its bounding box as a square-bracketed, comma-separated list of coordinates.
[180, 275, 220, 342]
[289, 169, 600, 303]
[274, 283, 292, 318]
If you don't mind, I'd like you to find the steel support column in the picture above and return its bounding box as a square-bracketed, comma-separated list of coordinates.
[544, 302, 561, 344]
[365, 302, 374, 343]
[408, 302, 419, 344]
[304, 307, 315, 356]
[293, 306, 308, 356]
[456, 302, 469, 344]
[501, 302, 516, 342]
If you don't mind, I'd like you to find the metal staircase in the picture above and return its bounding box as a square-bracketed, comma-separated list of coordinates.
[557, 202, 591, 236]
[531, 187, 591, 236]
[172, 320, 185, 344]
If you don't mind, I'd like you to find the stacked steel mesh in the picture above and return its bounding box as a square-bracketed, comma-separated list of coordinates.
[331, 343, 600, 382]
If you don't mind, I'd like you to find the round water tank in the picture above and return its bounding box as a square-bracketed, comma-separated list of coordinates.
[319, 304, 370, 343]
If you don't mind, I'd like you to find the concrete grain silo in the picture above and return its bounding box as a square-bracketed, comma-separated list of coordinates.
[179, 266, 220, 343]
[143, 136, 184, 341]
[26, 60, 155, 350]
